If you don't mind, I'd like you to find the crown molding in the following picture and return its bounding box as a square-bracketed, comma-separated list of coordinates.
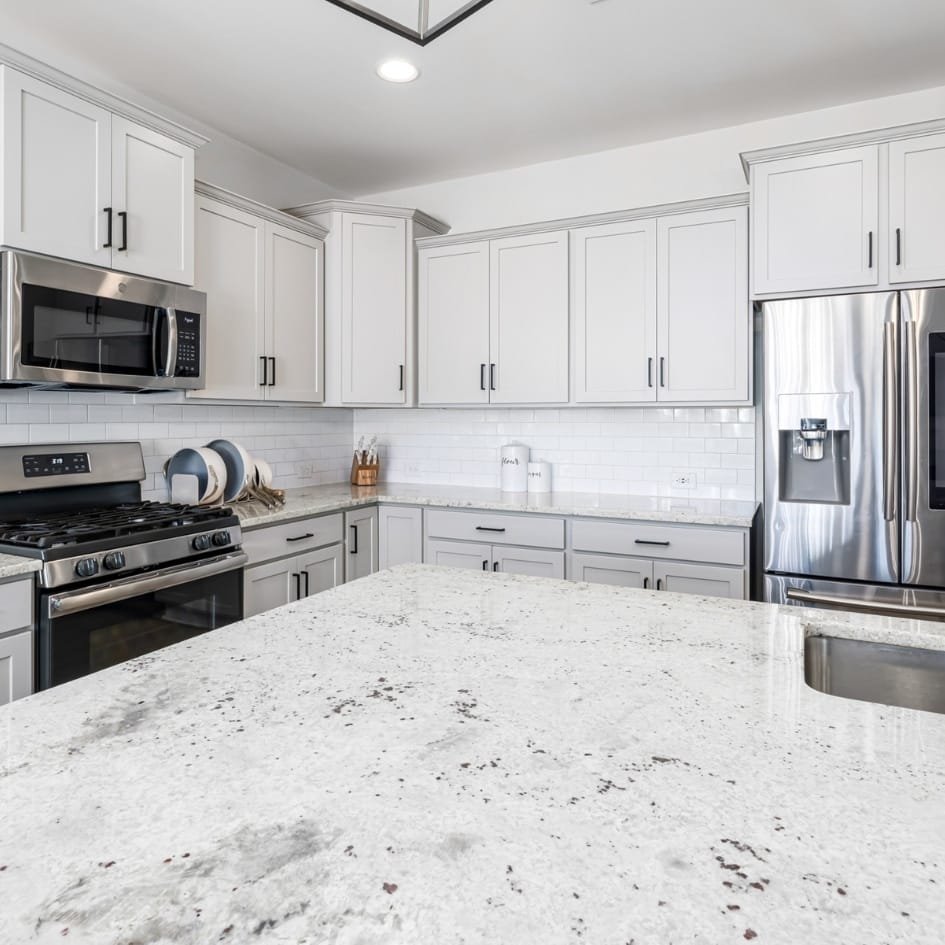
[284, 199, 451, 235]
[196, 181, 329, 239]
[414, 192, 748, 248]
[739, 117, 945, 181]
[0, 43, 209, 150]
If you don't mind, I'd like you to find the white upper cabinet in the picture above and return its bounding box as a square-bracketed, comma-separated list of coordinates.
[489, 230, 569, 404]
[888, 132, 945, 285]
[111, 117, 194, 284]
[571, 219, 657, 403]
[751, 145, 879, 294]
[191, 196, 266, 401]
[1, 69, 112, 267]
[341, 213, 408, 404]
[266, 223, 324, 404]
[418, 241, 490, 404]
[0, 66, 197, 284]
[657, 207, 749, 403]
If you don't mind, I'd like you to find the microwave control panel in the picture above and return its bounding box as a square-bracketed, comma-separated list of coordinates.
[175, 311, 201, 378]
[23, 452, 91, 478]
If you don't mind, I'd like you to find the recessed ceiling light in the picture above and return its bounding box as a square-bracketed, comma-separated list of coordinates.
[376, 59, 420, 83]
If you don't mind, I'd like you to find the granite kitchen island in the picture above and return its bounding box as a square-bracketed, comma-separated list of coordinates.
[1, 565, 943, 944]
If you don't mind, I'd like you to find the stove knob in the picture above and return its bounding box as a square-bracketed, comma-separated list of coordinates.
[192, 534, 212, 552]
[103, 552, 126, 571]
[75, 558, 99, 579]
[211, 530, 231, 548]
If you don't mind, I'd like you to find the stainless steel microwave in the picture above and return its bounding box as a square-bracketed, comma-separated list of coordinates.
[0, 251, 206, 391]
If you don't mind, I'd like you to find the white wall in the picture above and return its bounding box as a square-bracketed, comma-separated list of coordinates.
[358, 84, 945, 231]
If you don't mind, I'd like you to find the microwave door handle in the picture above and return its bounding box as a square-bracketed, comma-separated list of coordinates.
[164, 308, 179, 378]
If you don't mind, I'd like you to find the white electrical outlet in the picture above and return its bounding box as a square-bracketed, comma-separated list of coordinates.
[672, 473, 696, 488]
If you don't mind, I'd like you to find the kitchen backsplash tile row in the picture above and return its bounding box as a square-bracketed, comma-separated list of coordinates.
[354, 406, 756, 513]
[0, 390, 353, 502]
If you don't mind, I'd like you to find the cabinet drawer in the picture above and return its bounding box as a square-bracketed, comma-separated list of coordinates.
[571, 519, 745, 566]
[424, 508, 565, 549]
[242, 513, 344, 566]
[0, 578, 33, 633]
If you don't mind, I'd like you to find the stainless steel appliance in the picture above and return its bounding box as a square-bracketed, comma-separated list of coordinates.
[763, 288, 945, 619]
[0, 251, 206, 391]
[0, 442, 245, 689]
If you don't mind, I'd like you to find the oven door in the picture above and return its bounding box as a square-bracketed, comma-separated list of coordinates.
[38, 552, 246, 690]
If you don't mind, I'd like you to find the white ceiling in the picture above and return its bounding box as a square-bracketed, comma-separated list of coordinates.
[2, 0, 945, 196]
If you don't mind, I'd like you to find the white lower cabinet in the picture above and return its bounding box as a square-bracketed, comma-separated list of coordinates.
[243, 544, 343, 618]
[426, 538, 492, 571]
[0, 577, 35, 705]
[426, 537, 565, 578]
[378, 506, 423, 569]
[652, 560, 745, 599]
[568, 552, 652, 589]
[345, 507, 379, 582]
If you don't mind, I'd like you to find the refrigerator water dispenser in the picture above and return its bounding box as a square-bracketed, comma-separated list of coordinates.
[777, 395, 851, 505]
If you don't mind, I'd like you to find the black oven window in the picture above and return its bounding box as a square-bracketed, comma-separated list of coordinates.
[929, 331, 945, 510]
[21, 284, 163, 376]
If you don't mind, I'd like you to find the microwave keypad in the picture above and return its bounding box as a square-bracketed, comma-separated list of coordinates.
[176, 315, 200, 377]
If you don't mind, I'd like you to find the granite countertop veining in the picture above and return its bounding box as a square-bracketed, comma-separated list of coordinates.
[1, 564, 943, 944]
[0, 553, 42, 580]
[234, 482, 759, 529]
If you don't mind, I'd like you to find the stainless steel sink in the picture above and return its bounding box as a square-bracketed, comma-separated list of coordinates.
[805, 635, 945, 715]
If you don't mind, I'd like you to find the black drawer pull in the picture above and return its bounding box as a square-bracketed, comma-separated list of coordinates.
[286, 533, 315, 543]
[103, 207, 113, 248]
[482, 560, 489, 571]
[350, 524, 359, 555]
[643, 577, 649, 589]
[656, 578, 663, 591]
[293, 572, 301, 601]
[634, 539, 670, 547]
[493, 561, 499, 572]
[475, 526, 506, 533]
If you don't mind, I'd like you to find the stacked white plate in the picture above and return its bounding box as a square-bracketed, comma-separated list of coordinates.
[165, 440, 283, 507]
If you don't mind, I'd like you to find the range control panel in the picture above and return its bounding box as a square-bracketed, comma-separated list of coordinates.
[175, 311, 201, 378]
[23, 452, 92, 478]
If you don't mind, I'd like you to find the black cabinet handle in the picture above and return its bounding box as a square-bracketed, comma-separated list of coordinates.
[480, 363, 486, 391]
[303, 571, 310, 597]
[643, 577, 649, 589]
[350, 524, 359, 555]
[867, 231, 873, 269]
[493, 561, 499, 572]
[656, 579, 663, 591]
[489, 363, 496, 391]
[103, 207, 113, 248]
[259, 356, 268, 387]
[286, 533, 314, 543]
[269, 357, 276, 386]
[117, 211, 128, 251]
[475, 526, 506, 533]
[482, 560, 489, 571]
[647, 357, 653, 388]
[634, 539, 670, 547]
[293, 572, 301, 601]
[398, 364, 404, 391]
[659, 357, 666, 388]
[896, 228, 902, 266]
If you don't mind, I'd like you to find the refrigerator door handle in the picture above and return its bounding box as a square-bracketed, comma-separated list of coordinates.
[904, 319, 919, 523]
[882, 321, 899, 522]
[786, 588, 945, 621]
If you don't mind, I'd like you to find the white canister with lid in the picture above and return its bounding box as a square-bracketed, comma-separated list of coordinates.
[500, 444, 529, 492]
[527, 461, 552, 494]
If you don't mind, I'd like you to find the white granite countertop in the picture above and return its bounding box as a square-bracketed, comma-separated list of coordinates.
[0, 553, 42, 580]
[234, 482, 759, 529]
[1, 565, 943, 944]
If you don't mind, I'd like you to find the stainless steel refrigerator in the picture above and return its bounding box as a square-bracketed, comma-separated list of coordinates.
[763, 288, 945, 620]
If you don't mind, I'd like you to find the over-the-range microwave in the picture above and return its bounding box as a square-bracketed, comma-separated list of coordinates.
[0, 250, 207, 391]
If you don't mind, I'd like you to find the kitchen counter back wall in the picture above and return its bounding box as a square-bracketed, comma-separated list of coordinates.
[354, 406, 755, 513]
[0, 390, 353, 501]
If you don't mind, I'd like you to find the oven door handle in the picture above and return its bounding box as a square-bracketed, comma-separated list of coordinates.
[46, 551, 247, 619]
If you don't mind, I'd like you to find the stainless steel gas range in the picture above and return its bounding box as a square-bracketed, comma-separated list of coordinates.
[0, 442, 246, 690]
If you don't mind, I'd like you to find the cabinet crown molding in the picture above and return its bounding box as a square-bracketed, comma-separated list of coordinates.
[739, 116, 945, 181]
[0, 44, 209, 150]
[196, 180, 328, 239]
[414, 192, 748, 248]
[284, 199, 450, 235]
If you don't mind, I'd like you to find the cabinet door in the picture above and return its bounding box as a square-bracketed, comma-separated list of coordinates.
[111, 117, 195, 284]
[657, 207, 749, 403]
[653, 561, 746, 600]
[568, 552, 653, 588]
[425, 538, 492, 571]
[418, 242, 490, 404]
[299, 544, 344, 597]
[752, 146, 879, 294]
[1, 68, 112, 267]
[0, 629, 32, 705]
[572, 220, 657, 402]
[266, 223, 324, 403]
[243, 558, 297, 618]
[341, 213, 407, 404]
[889, 133, 945, 284]
[493, 546, 565, 579]
[489, 230, 569, 404]
[345, 506, 379, 582]
[190, 196, 266, 401]
[378, 506, 423, 569]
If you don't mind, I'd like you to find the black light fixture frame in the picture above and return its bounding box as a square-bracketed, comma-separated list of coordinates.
[323, 0, 496, 45]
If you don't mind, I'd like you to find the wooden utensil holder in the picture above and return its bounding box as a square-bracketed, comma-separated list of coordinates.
[350, 455, 380, 486]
